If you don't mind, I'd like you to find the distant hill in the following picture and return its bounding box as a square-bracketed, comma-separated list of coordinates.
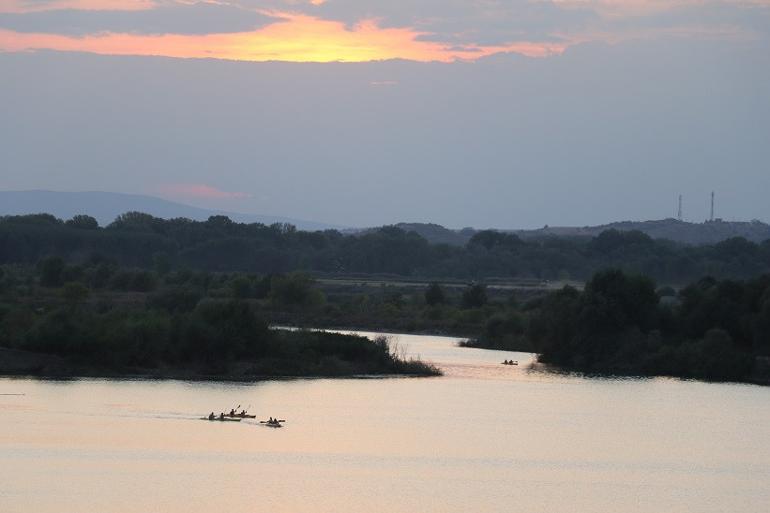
[346, 223, 476, 246]
[393, 223, 476, 246]
[512, 218, 770, 245]
[0, 190, 340, 231]
[355, 219, 770, 246]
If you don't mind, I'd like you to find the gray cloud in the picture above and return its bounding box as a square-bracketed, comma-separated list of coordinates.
[264, 0, 600, 44]
[0, 2, 280, 36]
[249, 0, 770, 47]
[605, 3, 770, 38]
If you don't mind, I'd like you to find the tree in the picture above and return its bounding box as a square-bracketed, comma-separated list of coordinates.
[580, 268, 659, 334]
[231, 276, 252, 298]
[153, 252, 171, 275]
[131, 271, 157, 292]
[424, 282, 446, 306]
[468, 230, 523, 250]
[270, 273, 325, 308]
[461, 284, 487, 309]
[147, 286, 202, 313]
[62, 282, 90, 307]
[39, 257, 65, 287]
[65, 215, 99, 230]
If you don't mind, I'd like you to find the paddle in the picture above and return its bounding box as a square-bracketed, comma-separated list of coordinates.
[224, 405, 241, 416]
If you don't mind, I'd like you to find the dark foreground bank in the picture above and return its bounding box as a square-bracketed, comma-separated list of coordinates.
[501, 270, 770, 385]
[0, 299, 440, 379]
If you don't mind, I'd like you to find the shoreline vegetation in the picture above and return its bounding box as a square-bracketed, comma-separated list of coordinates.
[0, 272, 441, 379]
[465, 270, 770, 386]
[0, 327, 441, 380]
[1, 211, 769, 385]
[0, 335, 441, 381]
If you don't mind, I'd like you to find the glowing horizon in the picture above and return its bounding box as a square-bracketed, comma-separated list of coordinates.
[0, 13, 567, 63]
[0, 0, 767, 63]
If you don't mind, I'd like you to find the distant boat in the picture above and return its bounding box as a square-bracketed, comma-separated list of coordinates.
[501, 360, 518, 366]
[260, 419, 285, 428]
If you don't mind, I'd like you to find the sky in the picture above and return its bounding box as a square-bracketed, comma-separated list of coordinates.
[1, 0, 770, 228]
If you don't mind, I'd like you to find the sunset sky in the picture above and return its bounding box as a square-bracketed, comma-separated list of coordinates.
[2, 1, 769, 62]
[2, 1, 769, 227]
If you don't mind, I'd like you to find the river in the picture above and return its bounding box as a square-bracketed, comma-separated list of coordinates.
[1, 331, 769, 513]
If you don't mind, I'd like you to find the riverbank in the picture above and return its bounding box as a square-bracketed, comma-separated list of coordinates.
[0, 298, 441, 380]
[0, 344, 441, 381]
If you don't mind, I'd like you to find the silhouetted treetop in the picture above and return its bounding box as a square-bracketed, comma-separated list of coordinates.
[1, 213, 769, 282]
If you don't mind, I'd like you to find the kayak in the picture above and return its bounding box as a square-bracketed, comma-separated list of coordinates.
[201, 417, 242, 422]
[226, 413, 256, 419]
[261, 422, 283, 428]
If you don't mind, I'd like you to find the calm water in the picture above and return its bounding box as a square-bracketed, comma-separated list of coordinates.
[1, 331, 769, 513]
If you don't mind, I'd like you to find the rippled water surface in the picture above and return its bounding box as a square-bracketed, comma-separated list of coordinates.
[2, 331, 769, 513]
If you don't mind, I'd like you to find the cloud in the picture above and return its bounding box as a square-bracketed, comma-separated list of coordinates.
[0, 2, 279, 36]
[0, 0, 768, 61]
[257, 0, 770, 46]
[0, 13, 568, 62]
[156, 183, 252, 200]
[0, 1, 156, 14]
[285, 0, 600, 45]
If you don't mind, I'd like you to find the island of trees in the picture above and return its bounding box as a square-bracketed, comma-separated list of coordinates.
[0, 260, 438, 379]
[527, 270, 770, 383]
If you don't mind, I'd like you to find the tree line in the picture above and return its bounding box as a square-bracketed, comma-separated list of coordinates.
[527, 270, 770, 382]
[0, 263, 438, 378]
[2, 257, 768, 383]
[1, 212, 770, 283]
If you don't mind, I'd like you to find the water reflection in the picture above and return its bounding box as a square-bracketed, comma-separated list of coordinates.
[1, 331, 769, 513]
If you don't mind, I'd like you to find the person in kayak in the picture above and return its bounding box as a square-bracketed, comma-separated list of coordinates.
[230, 409, 236, 416]
[208, 412, 215, 420]
[219, 412, 225, 420]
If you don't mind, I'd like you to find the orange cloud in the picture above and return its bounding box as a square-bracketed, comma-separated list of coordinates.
[0, 1, 155, 13]
[0, 12, 566, 62]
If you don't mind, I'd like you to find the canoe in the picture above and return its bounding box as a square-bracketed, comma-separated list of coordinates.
[226, 413, 256, 418]
[201, 417, 242, 422]
[262, 422, 283, 428]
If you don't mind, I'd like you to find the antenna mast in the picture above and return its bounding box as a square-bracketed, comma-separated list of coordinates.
[710, 191, 715, 222]
[677, 195, 682, 221]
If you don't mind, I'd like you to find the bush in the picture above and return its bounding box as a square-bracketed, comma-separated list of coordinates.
[424, 282, 446, 306]
[461, 284, 487, 309]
